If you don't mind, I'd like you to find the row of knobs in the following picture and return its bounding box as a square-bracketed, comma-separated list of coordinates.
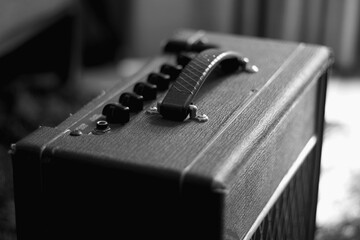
[101, 53, 193, 125]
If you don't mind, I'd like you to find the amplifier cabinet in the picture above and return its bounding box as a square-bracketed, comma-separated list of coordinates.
[11, 30, 332, 240]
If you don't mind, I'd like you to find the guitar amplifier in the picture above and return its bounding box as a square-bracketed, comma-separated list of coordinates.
[11, 30, 333, 240]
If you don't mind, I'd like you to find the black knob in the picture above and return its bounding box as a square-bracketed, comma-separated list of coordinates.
[102, 103, 130, 124]
[163, 40, 189, 53]
[119, 92, 143, 112]
[147, 73, 171, 91]
[177, 53, 194, 67]
[160, 64, 182, 80]
[190, 41, 218, 52]
[133, 82, 157, 100]
[163, 40, 218, 53]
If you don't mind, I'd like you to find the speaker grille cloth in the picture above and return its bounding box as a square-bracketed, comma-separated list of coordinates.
[249, 148, 318, 240]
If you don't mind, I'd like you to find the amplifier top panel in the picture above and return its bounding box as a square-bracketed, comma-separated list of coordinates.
[14, 30, 333, 188]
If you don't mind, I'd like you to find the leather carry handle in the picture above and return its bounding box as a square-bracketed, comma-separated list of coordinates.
[158, 49, 255, 121]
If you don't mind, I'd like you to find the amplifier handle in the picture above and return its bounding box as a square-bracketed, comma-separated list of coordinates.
[158, 48, 258, 121]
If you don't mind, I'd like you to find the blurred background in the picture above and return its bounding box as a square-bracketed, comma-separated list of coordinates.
[0, 0, 359, 239]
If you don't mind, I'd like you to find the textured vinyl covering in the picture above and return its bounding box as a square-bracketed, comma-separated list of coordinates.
[12, 31, 332, 240]
[30, 33, 328, 177]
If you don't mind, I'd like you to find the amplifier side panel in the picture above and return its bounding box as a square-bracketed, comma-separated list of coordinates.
[245, 72, 328, 240]
[224, 72, 327, 240]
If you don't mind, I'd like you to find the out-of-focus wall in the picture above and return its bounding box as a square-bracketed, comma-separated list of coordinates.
[85, 0, 360, 73]
[122, 0, 235, 57]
